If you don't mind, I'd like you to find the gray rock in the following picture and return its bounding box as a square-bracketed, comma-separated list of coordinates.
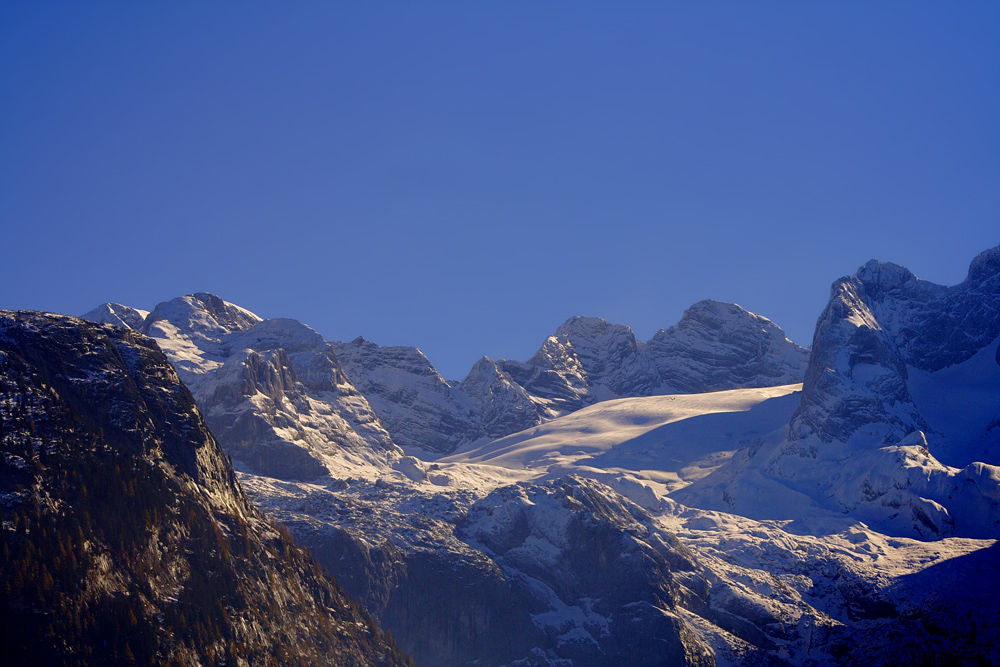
[791, 245, 1000, 446]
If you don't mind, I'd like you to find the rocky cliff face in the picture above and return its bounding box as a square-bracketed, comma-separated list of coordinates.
[550, 316, 664, 398]
[675, 246, 1000, 539]
[0, 311, 410, 667]
[791, 248, 1000, 448]
[331, 336, 479, 454]
[459, 356, 550, 442]
[85, 295, 400, 481]
[648, 300, 811, 394]
[458, 478, 715, 667]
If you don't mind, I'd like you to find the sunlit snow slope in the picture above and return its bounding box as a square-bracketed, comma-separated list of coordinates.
[442, 384, 801, 498]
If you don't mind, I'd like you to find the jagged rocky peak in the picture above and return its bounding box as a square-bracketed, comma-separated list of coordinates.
[500, 334, 593, 413]
[968, 244, 1000, 282]
[648, 299, 810, 393]
[677, 245, 1000, 539]
[0, 311, 410, 666]
[83, 292, 400, 481]
[194, 323, 398, 481]
[508, 302, 808, 408]
[81, 301, 150, 329]
[461, 356, 544, 440]
[144, 291, 262, 341]
[336, 336, 443, 378]
[555, 315, 662, 397]
[792, 244, 1000, 446]
[789, 269, 921, 445]
[331, 336, 478, 455]
[856, 258, 918, 291]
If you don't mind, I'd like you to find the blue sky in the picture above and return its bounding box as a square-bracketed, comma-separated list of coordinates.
[2, 3, 998, 379]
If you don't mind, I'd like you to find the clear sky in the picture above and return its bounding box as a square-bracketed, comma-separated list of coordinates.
[2, 3, 998, 379]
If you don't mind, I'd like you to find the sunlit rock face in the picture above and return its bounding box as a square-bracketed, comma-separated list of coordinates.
[0, 311, 409, 667]
[331, 336, 480, 453]
[85, 294, 400, 481]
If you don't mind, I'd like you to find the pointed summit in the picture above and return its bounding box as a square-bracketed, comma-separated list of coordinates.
[81, 302, 149, 329]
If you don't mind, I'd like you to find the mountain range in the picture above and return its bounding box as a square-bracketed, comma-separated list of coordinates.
[84, 295, 809, 466]
[1, 244, 997, 665]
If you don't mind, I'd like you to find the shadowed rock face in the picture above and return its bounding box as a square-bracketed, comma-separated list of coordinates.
[458, 478, 714, 667]
[263, 475, 716, 667]
[791, 245, 1000, 445]
[460, 356, 545, 441]
[673, 246, 1000, 540]
[0, 311, 410, 667]
[553, 316, 663, 397]
[648, 300, 810, 394]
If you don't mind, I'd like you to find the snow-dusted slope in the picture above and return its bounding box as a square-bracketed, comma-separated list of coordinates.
[674, 246, 1000, 540]
[80, 301, 150, 329]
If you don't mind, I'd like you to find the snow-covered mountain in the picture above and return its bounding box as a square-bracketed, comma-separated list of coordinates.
[81, 301, 150, 329]
[85, 293, 401, 482]
[648, 300, 811, 394]
[674, 246, 1000, 539]
[330, 336, 480, 454]
[85, 295, 806, 462]
[338, 300, 809, 455]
